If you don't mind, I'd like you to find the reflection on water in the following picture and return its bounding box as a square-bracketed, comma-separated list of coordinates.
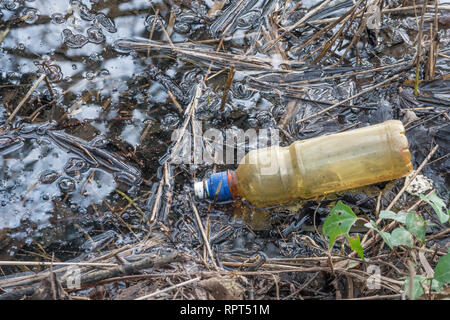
[0, 0, 448, 266]
[0, 0, 154, 258]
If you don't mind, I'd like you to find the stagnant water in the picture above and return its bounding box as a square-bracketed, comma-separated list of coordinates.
[0, 0, 448, 272]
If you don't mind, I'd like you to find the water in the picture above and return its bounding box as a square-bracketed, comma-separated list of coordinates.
[0, 0, 448, 274]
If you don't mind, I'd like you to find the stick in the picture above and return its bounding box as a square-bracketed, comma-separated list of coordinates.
[356, 144, 439, 252]
[64, 251, 184, 288]
[2, 73, 46, 129]
[135, 276, 201, 300]
[189, 192, 219, 270]
[0, 261, 118, 267]
[0, 245, 132, 289]
[414, 0, 428, 95]
[345, 294, 402, 300]
[386, 144, 439, 211]
[264, 0, 332, 52]
[296, 73, 402, 124]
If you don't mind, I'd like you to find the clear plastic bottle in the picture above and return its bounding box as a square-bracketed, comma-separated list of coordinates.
[194, 120, 413, 208]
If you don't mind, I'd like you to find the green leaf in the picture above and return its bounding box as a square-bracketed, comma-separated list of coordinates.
[390, 227, 413, 247]
[347, 234, 364, 260]
[323, 201, 357, 249]
[429, 279, 442, 292]
[405, 211, 426, 243]
[404, 276, 426, 300]
[364, 221, 394, 249]
[404, 276, 442, 299]
[379, 210, 408, 224]
[420, 192, 449, 224]
[434, 253, 450, 286]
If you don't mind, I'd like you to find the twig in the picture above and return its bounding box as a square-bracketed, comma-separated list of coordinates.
[408, 259, 415, 300]
[406, 189, 435, 212]
[189, 192, 219, 271]
[345, 294, 402, 300]
[264, 0, 332, 52]
[0, 261, 117, 267]
[147, 8, 159, 58]
[0, 287, 35, 300]
[64, 251, 184, 288]
[414, 0, 428, 95]
[115, 189, 147, 221]
[296, 73, 402, 124]
[357, 144, 439, 252]
[167, 90, 184, 113]
[135, 276, 201, 300]
[219, 67, 235, 112]
[386, 144, 439, 211]
[0, 27, 10, 44]
[426, 228, 450, 242]
[0, 245, 132, 289]
[2, 73, 46, 130]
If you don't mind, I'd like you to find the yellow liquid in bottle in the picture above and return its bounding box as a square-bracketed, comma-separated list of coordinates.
[235, 120, 413, 208]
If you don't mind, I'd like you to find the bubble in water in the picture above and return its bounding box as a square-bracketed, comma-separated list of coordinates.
[62, 29, 88, 48]
[182, 70, 202, 86]
[51, 13, 65, 24]
[236, 10, 261, 30]
[85, 72, 95, 80]
[45, 64, 63, 82]
[173, 14, 202, 34]
[96, 13, 117, 33]
[89, 52, 104, 62]
[58, 177, 76, 193]
[21, 8, 38, 24]
[39, 170, 61, 184]
[173, 22, 190, 34]
[72, 64, 77, 70]
[160, 113, 180, 131]
[112, 39, 136, 54]
[144, 15, 166, 32]
[87, 26, 105, 44]
[17, 43, 25, 50]
[64, 158, 88, 176]
[79, 3, 96, 21]
[231, 82, 253, 99]
[3, 0, 19, 11]
[89, 136, 108, 148]
[99, 69, 109, 77]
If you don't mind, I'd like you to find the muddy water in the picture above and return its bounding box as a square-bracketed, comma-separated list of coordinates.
[0, 0, 448, 271]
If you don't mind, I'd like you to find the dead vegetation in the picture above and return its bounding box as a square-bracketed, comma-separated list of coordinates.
[0, 0, 449, 300]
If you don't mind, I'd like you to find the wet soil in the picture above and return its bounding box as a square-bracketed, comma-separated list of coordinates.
[0, 0, 448, 299]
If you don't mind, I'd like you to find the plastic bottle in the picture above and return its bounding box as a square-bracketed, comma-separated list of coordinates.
[194, 120, 413, 208]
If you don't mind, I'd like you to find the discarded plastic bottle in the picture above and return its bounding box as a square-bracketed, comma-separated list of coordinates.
[194, 120, 413, 208]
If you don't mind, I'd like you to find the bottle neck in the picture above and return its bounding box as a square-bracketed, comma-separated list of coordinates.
[194, 170, 239, 201]
[227, 170, 239, 199]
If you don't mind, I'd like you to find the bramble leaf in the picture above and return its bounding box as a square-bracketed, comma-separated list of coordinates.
[379, 210, 408, 224]
[420, 192, 449, 224]
[404, 276, 426, 300]
[434, 252, 450, 286]
[364, 220, 394, 249]
[390, 227, 413, 247]
[323, 201, 357, 249]
[405, 211, 426, 243]
[347, 234, 364, 260]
